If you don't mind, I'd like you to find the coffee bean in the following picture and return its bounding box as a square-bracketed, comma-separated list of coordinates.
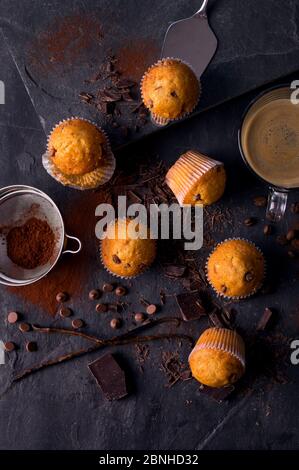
[134, 312, 146, 323]
[253, 196, 267, 207]
[7, 311, 19, 324]
[244, 217, 257, 227]
[286, 230, 296, 241]
[263, 224, 272, 236]
[146, 304, 157, 315]
[72, 319, 84, 329]
[4, 341, 16, 352]
[26, 341, 37, 352]
[96, 303, 108, 313]
[102, 283, 114, 292]
[276, 235, 288, 246]
[89, 289, 101, 300]
[110, 318, 121, 329]
[19, 322, 31, 333]
[59, 307, 73, 318]
[115, 286, 127, 297]
[56, 292, 69, 303]
[291, 202, 299, 214]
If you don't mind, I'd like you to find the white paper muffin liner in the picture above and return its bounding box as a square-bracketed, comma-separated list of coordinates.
[43, 117, 116, 190]
[188, 328, 246, 369]
[141, 58, 202, 127]
[205, 238, 266, 300]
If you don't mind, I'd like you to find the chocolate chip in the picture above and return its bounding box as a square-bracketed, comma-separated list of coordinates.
[134, 312, 146, 323]
[115, 286, 127, 297]
[102, 283, 114, 292]
[56, 292, 69, 303]
[170, 90, 178, 98]
[244, 217, 257, 227]
[276, 235, 288, 246]
[26, 341, 37, 352]
[4, 341, 16, 352]
[96, 303, 108, 313]
[146, 304, 157, 315]
[263, 224, 272, 236]
[59, 307, 73, 318]
[19, 322, 31, 333]
[253, 196, 267, 207]
[72, 319, 84, 329]
[286, 229, 296, 241]
[110, 318, 121, 329]
[112, 255, 121, 264]
[7, 311, 19, 324]
[245, 271, 254, 282]
[89, 289, 101, 300]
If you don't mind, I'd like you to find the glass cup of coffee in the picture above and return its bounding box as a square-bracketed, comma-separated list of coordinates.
[238, 85, 299, 221]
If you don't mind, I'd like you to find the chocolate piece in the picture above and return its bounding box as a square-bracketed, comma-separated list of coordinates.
[180, 370, 192, 381]
[96, 303, 108, 313]
[134, 312, 145, 323]
[199, 383, 235, 402]
[19, 322, 31, 333]
[175, 292, 206, 321]
[88, 354, 128, 400]
[112, 254, 121, 264]
[56, 292, 69, 303]
[7, 311, 19, 324]
[208, 309, 225, 328]
[59, 307, 73, 318]
[253, 196, 267, 207]
[4, 341, 16, 352]
[245, 271, 254, 282]
[257, 307, 274, 331]
[110, 318, 121, 329]
[115, 286, 127, 297]
[146, 304, 157, 315]
[72, 319, 84, 329]
[163, 264, 186, 278]
[26, 341, 37, 352]
[102, 282, 114, 292]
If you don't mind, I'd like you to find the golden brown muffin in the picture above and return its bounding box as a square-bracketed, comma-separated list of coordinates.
[189, 328, 245, 388]
[166, 150, 226, 206]
[207, 239, 265, 298]
[141, 59, 200, 120]
[101, 218, 156, 278]
[48, 119, 105, 176]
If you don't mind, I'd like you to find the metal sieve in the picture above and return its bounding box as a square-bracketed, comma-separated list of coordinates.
[0, 185, 81, 286]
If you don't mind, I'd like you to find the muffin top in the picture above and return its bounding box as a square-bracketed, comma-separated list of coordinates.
[207, 239, 265, 298]
[101, 218, 156, 277]
[48, 119, 105, 176]
[141, 59, 200, 119]
[189, 328, 245, 388]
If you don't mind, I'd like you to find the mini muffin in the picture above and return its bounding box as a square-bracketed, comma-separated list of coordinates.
[189, 328, 245, 388]
[207, 239, 265, 299]
[166, 150, 226, 206]
[141, 59, 200, 122]
[44, 118, 115, 189]
[101, 218, 156, 278]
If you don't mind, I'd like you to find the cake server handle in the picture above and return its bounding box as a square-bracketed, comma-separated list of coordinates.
[266, 187, 288, 222]
[63, 234, 82, 255]
[194, 0, 209, 18]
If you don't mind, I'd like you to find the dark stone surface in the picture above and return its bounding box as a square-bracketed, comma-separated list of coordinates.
[0, 1, 299, 451]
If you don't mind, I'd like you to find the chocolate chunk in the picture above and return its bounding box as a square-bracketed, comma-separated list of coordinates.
[257, 307, 274, 331]
[175, 292, 206, 321]
[96, 303, 108, 313]
[112, 255, 121, 264]
[19, 322, 31, 333]
[88, 354, 128, 400]
[115, 286, 127, 297]
[72, 319, 84, 329]
[146, 304, 157, 315]
[134, 312, 146, 323]
[26, 341, 37, 352]
[102, 282, 114, 292]
[89, 289, 101, 300]
[199, 383, 235, 402]
[4, 341, 16, 352]
[263, 224, 272, 236]
[7, 311, 19, 324]
[253, 196, 267, 207]
[163, 264, 186, 278]
[244, 217, 257, 227]
[110, 318, 121, 329]
[208, 309, 225, 328]
[56, 292, 69, 303]
[59, 307, 73, 318]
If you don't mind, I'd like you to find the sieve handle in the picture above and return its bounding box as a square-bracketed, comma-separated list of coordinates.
[63, 234, 82, 255]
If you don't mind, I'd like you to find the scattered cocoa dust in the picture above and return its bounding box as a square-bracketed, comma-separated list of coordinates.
[116, 38, 160, 81]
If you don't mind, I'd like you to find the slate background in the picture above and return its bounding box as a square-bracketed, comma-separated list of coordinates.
[0, 0, 299, 451]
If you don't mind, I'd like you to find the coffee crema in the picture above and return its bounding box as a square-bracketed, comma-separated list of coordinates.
[241, 87, 299, 189]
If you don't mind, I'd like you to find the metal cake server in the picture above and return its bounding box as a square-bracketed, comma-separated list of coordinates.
[161, 0, 218, 77]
